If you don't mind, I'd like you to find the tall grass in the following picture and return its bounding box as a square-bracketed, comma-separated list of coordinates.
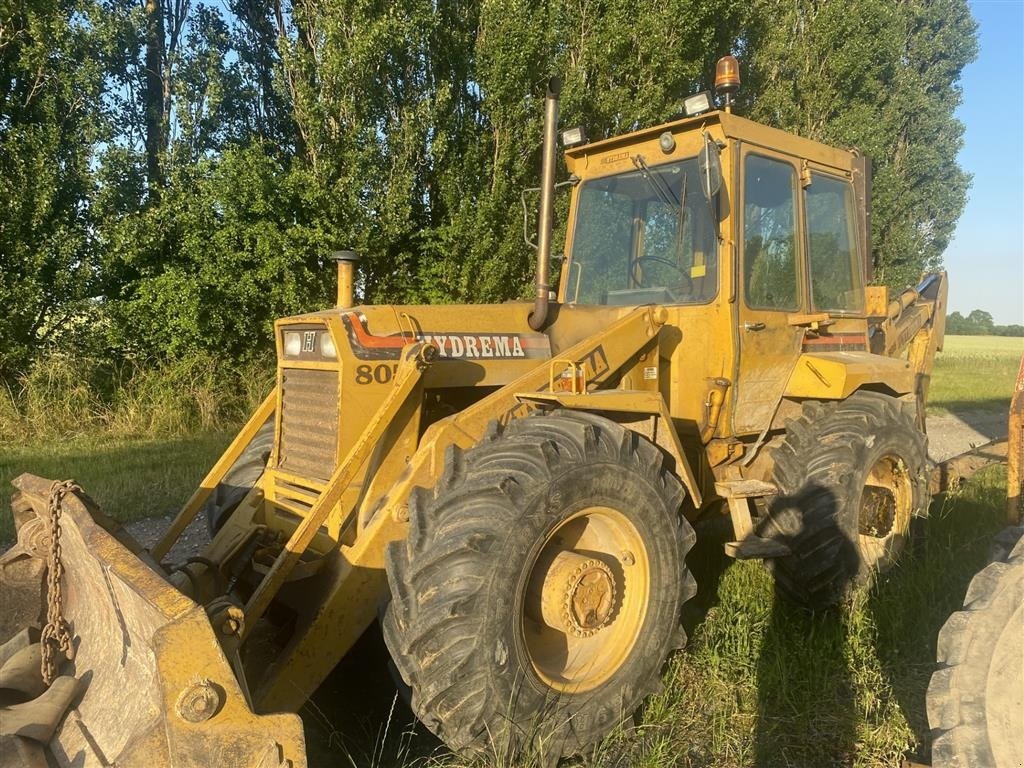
[0, 352, 273, 444]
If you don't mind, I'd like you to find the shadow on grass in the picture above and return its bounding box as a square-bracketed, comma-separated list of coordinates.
[301, 621, 445, 768]
[753, 485, 860, 768]
[745, 468, 1009, 767]
[682, 514, 738, 637]
[867, 469, 1009, 763]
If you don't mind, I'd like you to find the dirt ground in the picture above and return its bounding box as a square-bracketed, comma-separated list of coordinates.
[925, 409, 1007, 463]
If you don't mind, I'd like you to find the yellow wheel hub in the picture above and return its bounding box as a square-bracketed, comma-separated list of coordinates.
[522, 506, 650, 693]
[533, 551, 617, 636]
[858, 453, 912, 571]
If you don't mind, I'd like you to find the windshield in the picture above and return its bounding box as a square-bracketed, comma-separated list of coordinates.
[566, 157, 718, 306]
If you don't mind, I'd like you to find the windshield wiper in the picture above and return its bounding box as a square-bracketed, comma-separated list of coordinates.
[632, 155, 678, 208]
[674, 171, 689, 258]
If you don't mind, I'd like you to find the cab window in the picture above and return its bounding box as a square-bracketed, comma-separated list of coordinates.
[805, 172, 864, 313]
[567, 157, 718, 306]
[743, 154, 799, 310]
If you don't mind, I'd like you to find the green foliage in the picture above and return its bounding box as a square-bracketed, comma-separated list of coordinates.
[97, 145, 335, 359]
[946, 309, 1024, 336]
[0, 0, 110, 376]
[0, 0, 977, 377]
[741, 0, 976, 290]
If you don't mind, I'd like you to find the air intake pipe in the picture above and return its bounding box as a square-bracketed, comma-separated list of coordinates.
[528, 76, 561, 332]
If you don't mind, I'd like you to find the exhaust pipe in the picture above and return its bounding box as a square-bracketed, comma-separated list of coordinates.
[332, 249, 360, 308]
[528, 76, 561, 331]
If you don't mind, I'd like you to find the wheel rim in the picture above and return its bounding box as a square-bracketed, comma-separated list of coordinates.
[521, 506, 650, 694]
[858, 454, 913, 571]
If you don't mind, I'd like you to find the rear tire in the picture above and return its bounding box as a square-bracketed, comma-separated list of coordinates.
[927, 528, 1024, 768]
[203, 417, 274, 535]
[382, 410, 696, 760]
[761, 392, 929, 609]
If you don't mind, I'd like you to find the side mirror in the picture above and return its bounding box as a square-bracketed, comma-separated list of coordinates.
[698, 133, 723, 201]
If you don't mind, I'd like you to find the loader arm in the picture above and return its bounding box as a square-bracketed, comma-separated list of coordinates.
[253, 305, 678, 711]
[153, 388, 278, 562]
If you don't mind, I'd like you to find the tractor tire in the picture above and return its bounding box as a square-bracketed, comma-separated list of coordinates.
[927, 528, 1024, 768]
[381, 410, 696, 760]
[761, 392, 929, 610]
[203, 416, 274, 535]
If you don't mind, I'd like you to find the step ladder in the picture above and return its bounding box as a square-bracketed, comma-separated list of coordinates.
[715, 479, 791, 560]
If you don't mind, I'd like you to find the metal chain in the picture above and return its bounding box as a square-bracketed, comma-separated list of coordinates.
[40, 479, 80, 685]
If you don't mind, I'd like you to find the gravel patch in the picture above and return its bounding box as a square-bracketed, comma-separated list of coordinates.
[125, 511, 208, 565]
[927, 409, 1008, 463]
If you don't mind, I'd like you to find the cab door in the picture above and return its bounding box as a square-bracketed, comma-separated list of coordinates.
[731, 149, 807, 435]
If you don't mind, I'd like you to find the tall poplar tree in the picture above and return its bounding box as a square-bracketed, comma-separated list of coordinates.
[1, 0, 979, 371]
[740, 0, 976, 288]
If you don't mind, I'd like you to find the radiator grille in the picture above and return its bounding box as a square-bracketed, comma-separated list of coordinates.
[279, 368, 339, 481]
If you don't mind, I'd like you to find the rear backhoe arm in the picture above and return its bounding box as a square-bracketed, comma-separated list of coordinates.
[1009, 355, 1024, 525]
[785, 272, 948, 424]
[871, 272, 949, 415]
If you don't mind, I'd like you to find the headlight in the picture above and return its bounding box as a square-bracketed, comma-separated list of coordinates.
[284, 331, 302, 357]
[321, 333, 337, 359]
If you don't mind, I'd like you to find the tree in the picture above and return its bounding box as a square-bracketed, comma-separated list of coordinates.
[966, 309, 994, 333]
[740, 0, 976, 291]
[945, 309, 1020, 336]
[0, 0, 110, 377]
[2, 0, 979, 371]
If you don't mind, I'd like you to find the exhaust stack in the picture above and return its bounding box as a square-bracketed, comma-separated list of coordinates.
[528, 76, 561, 331]
[332, 250, 360, 308]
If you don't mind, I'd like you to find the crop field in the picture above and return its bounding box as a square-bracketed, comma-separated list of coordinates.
[928, 334, 1023, 413]
[0, 333, 1020, 767]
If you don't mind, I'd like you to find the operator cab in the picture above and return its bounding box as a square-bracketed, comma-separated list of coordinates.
[559, 111, 869, 318]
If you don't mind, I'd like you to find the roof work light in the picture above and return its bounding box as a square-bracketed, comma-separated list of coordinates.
[561, 126, 588, 148]
[683, 91, 713, 117]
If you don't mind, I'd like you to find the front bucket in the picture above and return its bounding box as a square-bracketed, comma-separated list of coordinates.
[0, 474, 306, 768]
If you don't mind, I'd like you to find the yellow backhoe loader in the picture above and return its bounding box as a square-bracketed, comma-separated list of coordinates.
[1, 57, 949, 766]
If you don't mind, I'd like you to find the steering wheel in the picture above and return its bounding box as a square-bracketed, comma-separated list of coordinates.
[630, 255, 694, 299]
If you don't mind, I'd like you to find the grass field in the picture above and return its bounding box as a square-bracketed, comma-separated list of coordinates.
[928, 334, 1023, 413]
[0, 433, 231, 541]
[0, 334, 1020, 766]
[294, 466, 1009, 768]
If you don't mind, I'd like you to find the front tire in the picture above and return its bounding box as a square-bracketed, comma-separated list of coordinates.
[382, 410, 696, 760]
[203, 416, 274, 535]
[762, 392, 929, 609]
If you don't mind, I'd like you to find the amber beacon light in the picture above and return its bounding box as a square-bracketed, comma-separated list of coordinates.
[714, 54, 741, 112]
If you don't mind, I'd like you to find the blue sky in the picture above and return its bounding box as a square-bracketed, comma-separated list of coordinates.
[943, 0, 1023, 324]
